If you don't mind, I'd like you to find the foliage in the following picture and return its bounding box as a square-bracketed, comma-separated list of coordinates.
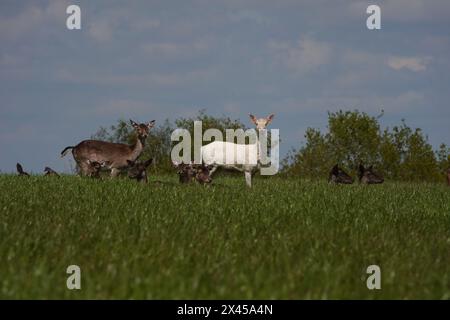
[282, 110, 449, 182]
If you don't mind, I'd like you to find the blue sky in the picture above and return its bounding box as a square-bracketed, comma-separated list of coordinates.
[1, 0, 449, 173]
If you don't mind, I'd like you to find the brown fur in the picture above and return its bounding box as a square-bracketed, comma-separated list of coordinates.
[359, 164, 384, 184]
[85, 160, 104, 178]
[44, 167, 60, 177]
[61, 120, 155, 177]
[127, 158, 153, 184]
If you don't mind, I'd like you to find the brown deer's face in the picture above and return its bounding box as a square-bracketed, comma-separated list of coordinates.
[86, 160, 105, 178]
[249, 114, 274, 130]
[193, 164, 213, 185]
[127, 158, 153, 183]
[359, 164, 384, 184]
[329, 164, 354, 184]
[174, 162, 196, 184]
[130, 119, 155, 139]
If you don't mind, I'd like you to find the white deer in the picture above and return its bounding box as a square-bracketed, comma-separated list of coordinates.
[200, 114, 274, 187]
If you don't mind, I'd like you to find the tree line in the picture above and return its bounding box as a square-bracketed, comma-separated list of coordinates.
[92, 110, 449, 182]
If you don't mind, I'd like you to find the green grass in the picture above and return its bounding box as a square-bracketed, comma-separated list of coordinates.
[0, 174, 449, 299]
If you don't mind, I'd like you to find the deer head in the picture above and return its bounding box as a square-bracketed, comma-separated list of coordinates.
[192, 164, 213, 185]
[127, 158, 153, 183]
[130, 119, 155, 141]
[249, 114, 274, 130]
[44, 167, 60, 177]
[16, 163, 30, 177]
[86, 160, 106, 178]
[359, 164, 384, 184]
[173, 161, 196, 184]
[329, 164, 354, 184]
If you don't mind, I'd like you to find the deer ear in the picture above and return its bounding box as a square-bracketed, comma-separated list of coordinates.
[130, 119, 139, 128]
[266, 114, 274, 124]
[147, 120, 156, 128]
[145, 158, 153, 167]
[249, 114, 257, 124]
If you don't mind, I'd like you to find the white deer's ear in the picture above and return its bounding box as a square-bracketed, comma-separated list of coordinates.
[266, 114, 275, 124]
[130, 119, 139, 128]
[147, 120, 156, 128]
[249, 114, 257, 124]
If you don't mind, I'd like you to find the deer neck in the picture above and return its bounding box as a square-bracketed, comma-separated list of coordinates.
[256, 129, 264, 163]
[129, 137, 145, 161]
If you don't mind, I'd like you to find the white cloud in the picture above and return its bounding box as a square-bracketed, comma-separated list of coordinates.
[387, 56, 430, 72]
[55, 67, 216, 88]
[0, 1, 67, 40]
[348, 0, 450, 22]
[142, 38, 210, 56]
[268, 37, 332, 74]
[229, 10, 271, 25]
[88, 19, 114, 42]
[274, 90, 425, 115]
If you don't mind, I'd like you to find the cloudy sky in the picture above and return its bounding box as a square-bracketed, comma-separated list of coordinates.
[1, 0, 449, 173]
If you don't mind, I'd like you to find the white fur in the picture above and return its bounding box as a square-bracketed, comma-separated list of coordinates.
[201, 141, 259, 187]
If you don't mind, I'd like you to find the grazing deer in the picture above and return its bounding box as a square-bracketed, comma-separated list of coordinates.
[447, 168, 450, 186]
[85, 160, 106, 178]
[44, 167, 60, 177]
[359, 164, 384, 184]
[173, 162, 212, 185]
[61, 120, 155, 177]
[174, 162, 195, 184]
[200, 114, 274, 187]
[329, 164, 354, 184]
[16, 163, 30, 176]
[193, 164, 213, 185]
[127, 158, 153, 184]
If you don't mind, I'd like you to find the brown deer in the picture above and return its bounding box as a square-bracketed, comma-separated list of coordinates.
[173, 162, 213, 185]
[61, 120, 155, 177]
[85, 160, 106, 178]
[447, 168, 450, 186]
[16, 163, 30, 176]
[44, 167, 60, 177]
[359, 164, 384, 184]
[194, 164, 213, 185]
[174, 162, 196, 184]
[127, 158, 153, 184]
[328, 164, 354, 184]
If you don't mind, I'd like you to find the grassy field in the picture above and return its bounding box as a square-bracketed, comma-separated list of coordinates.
[0, 174, 449, 299]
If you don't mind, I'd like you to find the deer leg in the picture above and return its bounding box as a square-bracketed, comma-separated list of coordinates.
[244, 171, 252, 187]
[111, 168, 120, 178]
[209, 165, 218, 176]
[78, 162, 90, 176]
